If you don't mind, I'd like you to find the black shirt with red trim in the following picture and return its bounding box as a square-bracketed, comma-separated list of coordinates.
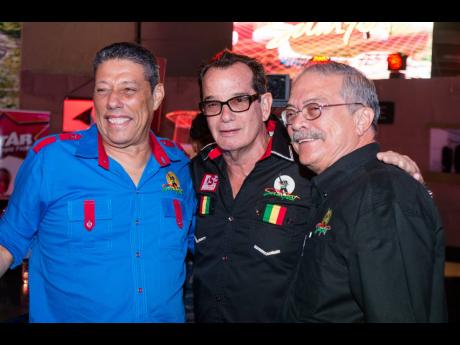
[191, 114, 315, 322]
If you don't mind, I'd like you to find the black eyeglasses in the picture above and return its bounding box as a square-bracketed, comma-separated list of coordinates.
[199, 94, 260, 117]
[281, 102, 365, 125]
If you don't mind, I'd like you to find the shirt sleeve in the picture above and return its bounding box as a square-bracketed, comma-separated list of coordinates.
[348, 197, 447, 322]
[0, 147, 48, 269]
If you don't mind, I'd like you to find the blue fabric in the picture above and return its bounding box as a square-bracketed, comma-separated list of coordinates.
[0, 124, 196, 322]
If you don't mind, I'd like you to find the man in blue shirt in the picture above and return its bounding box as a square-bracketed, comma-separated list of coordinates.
[0, 42, 196, 322]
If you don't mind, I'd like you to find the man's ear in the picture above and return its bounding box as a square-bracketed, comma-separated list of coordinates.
[260, 92, 273, 122]
[152, 83, 165, 111]
[354, 107, 374, 136]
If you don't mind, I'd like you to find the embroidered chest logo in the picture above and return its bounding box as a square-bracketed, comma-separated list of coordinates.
[162, 171, 183, 194]
[314, 208, 333, 236]
[200, 174, 219, 192]
[264, 174, 300, 201]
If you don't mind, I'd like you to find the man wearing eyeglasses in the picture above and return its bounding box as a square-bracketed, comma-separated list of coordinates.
[282, 61, 447, 322]
[191, 50, 427, 322]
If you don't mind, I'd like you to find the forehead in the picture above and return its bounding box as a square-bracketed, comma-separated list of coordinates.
[202, 62, 254, 93]
[95, 59, 146, 80]
[291, 72, 343, 100]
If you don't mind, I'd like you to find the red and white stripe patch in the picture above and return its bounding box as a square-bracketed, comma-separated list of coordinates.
[200, 174, 219, 192]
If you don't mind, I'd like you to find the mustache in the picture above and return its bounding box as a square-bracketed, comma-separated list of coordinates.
[291, 130, 325, 143]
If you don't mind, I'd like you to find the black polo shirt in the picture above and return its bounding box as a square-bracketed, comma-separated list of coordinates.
[191, 115, 314, 322]
[283, 143, 447, 322]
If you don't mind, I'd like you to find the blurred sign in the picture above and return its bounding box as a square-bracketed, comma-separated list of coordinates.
[62, 98, 95, 132]
[233, 22, 433, 79]
[0, 109, 50, 196]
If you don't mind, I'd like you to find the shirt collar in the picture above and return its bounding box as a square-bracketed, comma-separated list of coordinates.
[75, 124, 174, 170]
[312, 142, 380, 197]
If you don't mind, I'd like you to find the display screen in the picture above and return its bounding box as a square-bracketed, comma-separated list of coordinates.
[232, 22, 433, 79]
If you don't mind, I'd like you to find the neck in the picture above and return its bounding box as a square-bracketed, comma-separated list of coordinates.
[312, 136, 375, 175]
[104, 139, 152, 186]
[223, 131, 270, 177]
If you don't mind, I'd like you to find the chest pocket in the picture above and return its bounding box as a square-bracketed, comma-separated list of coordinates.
[252, 199, 311, 259]
[67, 198, 112, 250]
[160, 198, 189, 250]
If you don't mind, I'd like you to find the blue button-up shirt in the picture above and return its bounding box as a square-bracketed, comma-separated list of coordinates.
[0, 124, 196, 322]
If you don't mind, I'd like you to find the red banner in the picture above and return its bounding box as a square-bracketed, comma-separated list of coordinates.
[0, 109, 50, 197]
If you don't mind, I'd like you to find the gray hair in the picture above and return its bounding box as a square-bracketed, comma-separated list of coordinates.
[296, 61, 380, 129]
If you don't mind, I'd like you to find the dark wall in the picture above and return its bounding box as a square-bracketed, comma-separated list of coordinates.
[141, 22, 233, 77]
[432, 22, 460, 77]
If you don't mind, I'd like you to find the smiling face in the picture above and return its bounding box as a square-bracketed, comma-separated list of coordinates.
[287, 71, 361, 174]
[93, 59, 164, 151]
[201, 62, 272, 155]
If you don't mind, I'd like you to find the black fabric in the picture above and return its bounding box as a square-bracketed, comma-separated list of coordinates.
[191, 115, 314, 322]
[283, 143, 447, 322]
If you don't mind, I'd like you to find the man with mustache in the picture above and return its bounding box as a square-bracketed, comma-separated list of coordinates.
[0, 42, 196, 322]
[191, 50, 425, 322]
[282, 61, 446, 322]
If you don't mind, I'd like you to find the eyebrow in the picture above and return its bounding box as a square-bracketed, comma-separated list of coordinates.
[285, 98, 323, 109]
[95, 80, 139, 86]
[203, 92, 252, 101]
[301, 98, 323, 106]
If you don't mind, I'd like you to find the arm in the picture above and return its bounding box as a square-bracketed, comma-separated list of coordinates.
[377, 151, 423, 183]
[0, 142, 47, 270]
[0, 244, 13, 278]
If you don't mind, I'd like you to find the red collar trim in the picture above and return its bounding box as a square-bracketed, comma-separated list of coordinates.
[259, 136, 273, 161]
[208, 146, 222, 160]
[259, 119, 277, 160]
[149, 132, 171, 167]
[97, 133, 110, 170]
[266, 119, 276, 133]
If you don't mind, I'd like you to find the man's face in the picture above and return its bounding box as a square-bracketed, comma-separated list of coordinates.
[93, 59, 164, 150]
[202, 62, 271, 153]
[287, 72, 360, 174]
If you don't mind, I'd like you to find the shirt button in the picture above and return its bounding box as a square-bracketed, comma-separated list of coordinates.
[135, 252, 141, 257]
[222, 256, 228, 261]
[323, 192, 328, 198]
[228, 216, 234, 222]
[135, 219, 140, 225]
[138, 288, 143, 293]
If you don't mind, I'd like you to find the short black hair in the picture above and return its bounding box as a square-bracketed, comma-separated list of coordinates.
[93, 42, 159, 91]
[198, 49, 267, 100]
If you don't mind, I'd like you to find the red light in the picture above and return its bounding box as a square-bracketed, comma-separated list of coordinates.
[387, 53, 407, 71]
